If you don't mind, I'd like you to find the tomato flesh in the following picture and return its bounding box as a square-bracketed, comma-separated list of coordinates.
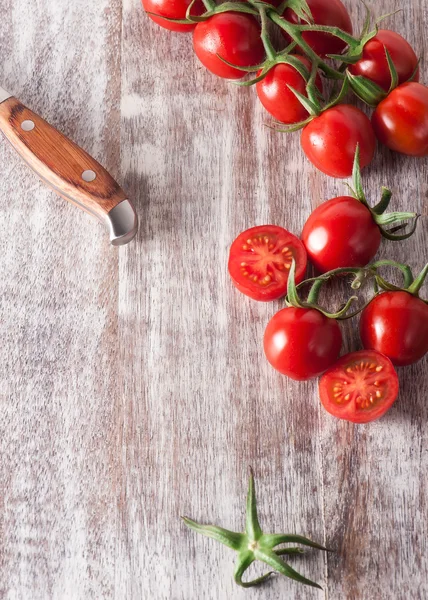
[372, 82, 428, 156]
[256, 56, 323, 124]
[193, 13, 265, 80]
[348, 30, 419, 92]
[228, 225, 307, 301]
[263, 307, 342, 380]
[142, 0, 205, 32]
[282, 0, 353, 57]
[301, 105, 376, 178]
[301, 196, 381, 273]
[360, 291, 428, 366]
[319, 350, 399, 423]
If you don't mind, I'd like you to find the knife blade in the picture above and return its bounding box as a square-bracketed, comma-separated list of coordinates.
[0, 85, 138, 246]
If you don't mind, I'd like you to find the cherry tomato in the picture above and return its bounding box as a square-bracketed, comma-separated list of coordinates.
[228, 225, 307, 302]
[256, 56, 323, 124]
[348, 30, 419, 92]
[193, 13, 265, 80]
[142, 0, 205, 32]
[301, 196, 381, 273]
[319, 350, 399, 423]
[263, 307, 342, 380]
[360, 291, 428, 366]
[301, 105, 376, 178]
[372, 82, 428, 156]
[282, 0, 353, 57]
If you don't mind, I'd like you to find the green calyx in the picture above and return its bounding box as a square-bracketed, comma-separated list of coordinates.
[183, 469, 329, 589]
[373, 261, 428, 301]
[347, 147, 420, 242]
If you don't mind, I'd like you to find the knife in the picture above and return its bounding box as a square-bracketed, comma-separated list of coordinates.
[0, 86, 138, 245]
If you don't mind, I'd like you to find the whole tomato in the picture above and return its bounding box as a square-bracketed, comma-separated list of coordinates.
[301, 196, 381, 273]
[372, 82, 428, 156]
[348, 30, 419, 92]
[256, 56, 322, 124]
[193, 13, 265, 79]
[301, 105, 376, 178]
[360, 291, 428, 366]
[282, 0, 353, 57]
[263, 307, 342, 380]
[142, 0, 205, 32]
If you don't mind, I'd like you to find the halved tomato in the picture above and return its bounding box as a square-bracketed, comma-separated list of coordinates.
[319, 350, 399, 423]
[228, 225, 307, 301]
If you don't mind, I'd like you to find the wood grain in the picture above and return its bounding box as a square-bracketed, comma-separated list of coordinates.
[0, 0, 427, 599]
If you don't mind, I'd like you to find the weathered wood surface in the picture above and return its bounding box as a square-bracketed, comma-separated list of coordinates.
[0, 1, 427, 598]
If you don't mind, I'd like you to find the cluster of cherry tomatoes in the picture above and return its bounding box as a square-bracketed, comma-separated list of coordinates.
[142, 0, 428, 423]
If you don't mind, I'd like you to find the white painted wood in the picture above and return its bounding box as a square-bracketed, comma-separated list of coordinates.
[0, 0, 427, 599]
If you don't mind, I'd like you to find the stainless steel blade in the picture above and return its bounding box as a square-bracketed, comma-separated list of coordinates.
[0, 86, 12, 104]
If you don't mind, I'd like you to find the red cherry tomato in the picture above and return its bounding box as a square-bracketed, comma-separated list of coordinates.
[263, 307, 342, 380]
[256, 56, 323, 124]
[301, 196, 381, 273]
[348, 30, 419, 92]
[372, 82, 428, 156]
[193, 13, 265, 80]
[301, 105, 376, 178]
[360, 291, 428, 366]
[142, 0, 205, 32]
[228, 225, 307, 302]
[319, 350, 399, 423]
[282, 0, 353, 57]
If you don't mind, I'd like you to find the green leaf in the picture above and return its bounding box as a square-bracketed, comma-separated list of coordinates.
[380, 215, 420, 242]
[266, 115, 314, 133]
[360, 0, 372, 38]
[255, 548, 323, 589]
[234, 552, 273, 588]
[182, 517, 245, 551]
[384, 46, 399, 92]
[246, 468, 263, 541]
[351, 145, 366, 203]
[372, 187, 392, 215]
[407, 263, 428, 296]
[286, 85, 319, 116]
[346, 71, 386, 106]
[286, 259, 304, 308]
[275, 547, 305, 556]
[263, 533, 331, 551]
[285, 0, 313, 23]
[323, 76, 349, 111]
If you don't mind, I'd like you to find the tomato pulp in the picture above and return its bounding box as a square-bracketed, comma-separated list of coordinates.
[282, 0, 353, 57]
[348, 29, 419, 92]
[372, 82, 428, 156]
[301, 105, 376, 178]
[142, 0, 205, 32]
[301, 196, 381, 273]
[228, 225, 307, 301]
[193, 13, 265, 79]
[360, 291, 428, 366]
[263, 307, 342, 380]
[256, 56, 323, 124]
[319, 350, 399, 423]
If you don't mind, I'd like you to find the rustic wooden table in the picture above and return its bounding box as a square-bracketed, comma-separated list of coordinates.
[1, 1, 427, 598]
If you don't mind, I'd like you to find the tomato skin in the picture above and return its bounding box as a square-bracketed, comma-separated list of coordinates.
[193, 13, 265, 80]
[228, 225, 307, 302]
[319, 350, 399, 423]
[372, 83, 428, 156]
[301, 105, 376, 178]
[256, 56, 323, 124]
[360, 291, 428, 366]
[348, 30, 419, 92]
[282, 0, 353, 57]
[301, 196, 381, 273]
[263, 307, 342, 380]
[142, 0, 205, 32]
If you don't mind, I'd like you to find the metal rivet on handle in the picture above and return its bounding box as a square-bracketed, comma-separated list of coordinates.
[82, 170, 96, 182]
[21, 120, 35, 131]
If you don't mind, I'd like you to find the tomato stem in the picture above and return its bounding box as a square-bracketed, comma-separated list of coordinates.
[259, 7, 277, 61]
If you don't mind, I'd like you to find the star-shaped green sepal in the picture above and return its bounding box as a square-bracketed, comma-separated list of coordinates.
[182, 469, 330, 589]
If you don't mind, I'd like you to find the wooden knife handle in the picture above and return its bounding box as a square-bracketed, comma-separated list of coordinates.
[0, 96, 138, 245]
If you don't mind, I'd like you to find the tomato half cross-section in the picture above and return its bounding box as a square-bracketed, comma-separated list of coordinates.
[193, 13, 265, 80]
[228, 225, 307, 301]
[319, 350, 399, 423]
[142, 0, 206, 32]
[263, 307, 342, 380]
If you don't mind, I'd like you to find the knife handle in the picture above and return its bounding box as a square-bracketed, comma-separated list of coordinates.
[0, 96, 138, 245]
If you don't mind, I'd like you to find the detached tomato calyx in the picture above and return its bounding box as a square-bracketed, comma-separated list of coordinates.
[183, 469, 329, 590]
[286, 259, 358, 320]
[346, 146, 420, 242]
